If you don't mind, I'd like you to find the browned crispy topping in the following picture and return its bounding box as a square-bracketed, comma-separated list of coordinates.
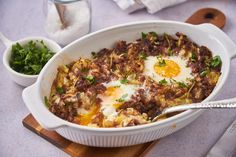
[48, 32, 221, 127]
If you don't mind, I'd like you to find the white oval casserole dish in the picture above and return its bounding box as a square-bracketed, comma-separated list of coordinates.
[22, 21, 236, 147]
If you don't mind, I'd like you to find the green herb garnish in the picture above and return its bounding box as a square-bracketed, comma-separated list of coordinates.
[178, 82, 188, 88]
[200, 69, 210, 77]
[158, 58, 166, 67]
[159, 79, 168, 85]
[10, 40, 54, 75]
[120, 78, 128, 84]
[56, 86, 65, 94]
[191, 52, 197, 62]
[170, 79, 188, 88]
[116, 94, 128, 102]
[150, 32, 157, 37]
[85, 75, 96, 84]
[91, 52, 97, 58]
[44, 96, 49, 107]
[141, 32, 147, 39]
[211, 55, 222, 68]
[139, 51, 147, 60]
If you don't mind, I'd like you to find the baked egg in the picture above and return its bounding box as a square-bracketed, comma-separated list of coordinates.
[143, 56, 193, 83]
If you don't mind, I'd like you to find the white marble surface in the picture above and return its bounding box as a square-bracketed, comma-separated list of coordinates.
[0, 0, 235, 157]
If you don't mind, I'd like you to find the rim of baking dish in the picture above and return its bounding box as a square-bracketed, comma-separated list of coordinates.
[37, 20, 230, 132]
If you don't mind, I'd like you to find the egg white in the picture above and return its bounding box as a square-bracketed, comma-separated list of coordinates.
[143, 56, 193, 83]
[98, 80, 138, 120]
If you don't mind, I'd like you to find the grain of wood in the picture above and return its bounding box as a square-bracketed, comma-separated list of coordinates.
[22, 114, 155, 157]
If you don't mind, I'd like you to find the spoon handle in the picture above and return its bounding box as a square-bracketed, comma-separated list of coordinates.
[55, 3, 67, 29]
[162, 97, 236, 115]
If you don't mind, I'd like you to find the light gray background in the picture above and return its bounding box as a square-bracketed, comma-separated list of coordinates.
[0, 0, 235, 157]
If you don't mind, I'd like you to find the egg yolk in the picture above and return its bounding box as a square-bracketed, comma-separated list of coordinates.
[113, 103, 122, 109]
[154, 59, 180, 78]
[74, 86, 127, 126]
[105, 86, 121, 97]
[75, 105, 100, 126]
[104, 86, 124, 108]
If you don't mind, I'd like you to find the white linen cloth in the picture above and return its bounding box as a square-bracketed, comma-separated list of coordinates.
[113, 0, 187, 14]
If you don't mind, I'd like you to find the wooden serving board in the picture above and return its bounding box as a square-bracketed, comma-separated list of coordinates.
[22, 114, 157, 157]
[22, 8, 226, 157]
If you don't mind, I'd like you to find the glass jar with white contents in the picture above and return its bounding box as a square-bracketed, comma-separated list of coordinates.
[43, 0, 91, 46]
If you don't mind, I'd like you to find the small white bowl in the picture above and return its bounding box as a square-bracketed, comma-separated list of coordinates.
[0, 33, 61, 87]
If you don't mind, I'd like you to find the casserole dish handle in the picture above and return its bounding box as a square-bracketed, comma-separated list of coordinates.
[197, 23, 236, 59]
[22, 83, 65, 130]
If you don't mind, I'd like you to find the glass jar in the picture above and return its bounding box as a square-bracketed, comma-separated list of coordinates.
[43, 0, 91, 46]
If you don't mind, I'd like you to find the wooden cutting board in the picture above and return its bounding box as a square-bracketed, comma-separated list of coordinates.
[22, 8, 225, 157]
[23, 114, 157, 157]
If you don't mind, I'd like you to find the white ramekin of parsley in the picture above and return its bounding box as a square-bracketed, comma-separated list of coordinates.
[10, 41, 55, 75]
[1, 34, 61, 87]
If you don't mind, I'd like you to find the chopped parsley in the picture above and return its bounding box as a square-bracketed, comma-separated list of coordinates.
[10, 40, 54, 75]
[141, 32, 147, 39]
[56, 86, 65, 94]
[120, 78, 128, 84]
[85, 75, 96, 84]
[158, 58, 166, 67]
[139, 51, 147, 60]
[178, 82, 188, 88]
[170, 79, 188, 88]
[200, 69, 210, 77]
[211, 55, 222, 68]
[116, 94, 128, 102]
[91, 51, 97, 58]
[150, 31, 158, 37]
[159, 79, 168, 85]
[191, 52, 197, 62]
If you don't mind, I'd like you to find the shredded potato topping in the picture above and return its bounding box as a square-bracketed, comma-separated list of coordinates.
[47, 32, 221, 128]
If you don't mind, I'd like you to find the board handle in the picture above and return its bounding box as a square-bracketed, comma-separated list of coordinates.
[186, 8, 226, 29]
[22, 83, 66, 130]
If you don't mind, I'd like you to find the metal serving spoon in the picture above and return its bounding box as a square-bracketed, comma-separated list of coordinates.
[152, 97, 236, 122]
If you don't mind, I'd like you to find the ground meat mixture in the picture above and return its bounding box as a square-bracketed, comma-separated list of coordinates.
[47, 32, 222, 128]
